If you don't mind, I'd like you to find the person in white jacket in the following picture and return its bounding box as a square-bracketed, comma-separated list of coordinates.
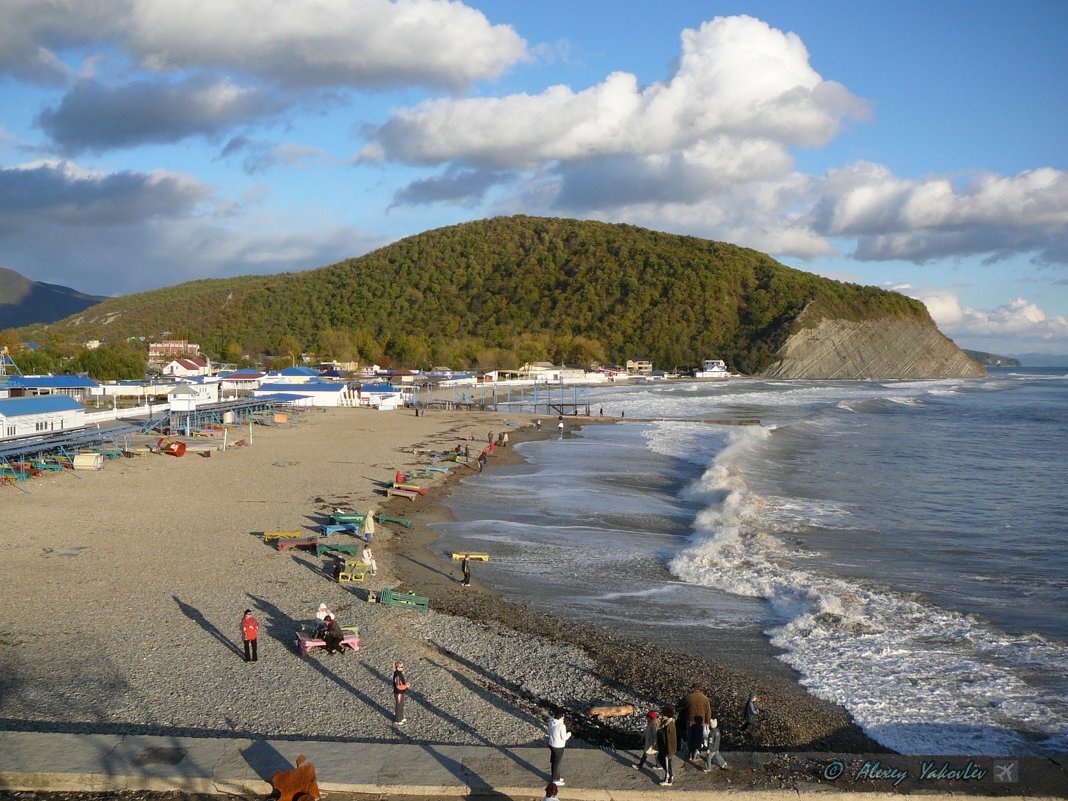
[547, 709, 571, 786]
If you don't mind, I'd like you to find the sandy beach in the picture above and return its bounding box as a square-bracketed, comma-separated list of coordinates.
[0, 407, 882, 783]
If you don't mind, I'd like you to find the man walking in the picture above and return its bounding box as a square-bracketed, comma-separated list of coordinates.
[240, 609, 259, 662]
[547, 709, 571, 786]
[392, 661, 409, 724]
[682, 682, 712, 758]
[461, 554, 472, 587]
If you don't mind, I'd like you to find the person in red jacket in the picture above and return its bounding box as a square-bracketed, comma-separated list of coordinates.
[241, 609, 259, 662]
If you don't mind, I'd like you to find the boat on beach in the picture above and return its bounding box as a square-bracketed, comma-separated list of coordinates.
[693, 359, 730, 379]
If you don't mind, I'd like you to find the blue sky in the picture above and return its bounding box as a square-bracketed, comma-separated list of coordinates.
[1, 0, 1066, 354]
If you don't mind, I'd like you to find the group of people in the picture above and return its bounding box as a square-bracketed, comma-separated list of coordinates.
[538, 682, 757, 790]
[629, 684, 758, 786]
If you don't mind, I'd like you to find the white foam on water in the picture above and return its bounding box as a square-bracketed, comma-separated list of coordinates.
[665, 428, 1068, 757]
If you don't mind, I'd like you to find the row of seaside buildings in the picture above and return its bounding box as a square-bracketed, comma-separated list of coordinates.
[0, 340, 659, 441]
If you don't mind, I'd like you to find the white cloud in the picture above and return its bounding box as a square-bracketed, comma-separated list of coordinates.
[0, 0, 527, 90]
[812, 163, 1068, 264]
[911, 289, 1068, 352]
[364, 15, 870, 169]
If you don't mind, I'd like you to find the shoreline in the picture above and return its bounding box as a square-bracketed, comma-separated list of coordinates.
[380, 415, 885, 754]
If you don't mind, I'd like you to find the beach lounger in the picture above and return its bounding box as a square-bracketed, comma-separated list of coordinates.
[295, 629, 359, 657]
[264, 530, 304, 543]
[316, 542, 361, 557]
[387, 487, 419, 501]
[377, 513, 412, 528]
[276, 537, 318, 552]
[451, 552, 490, 561]
[377, 588, 429, 612]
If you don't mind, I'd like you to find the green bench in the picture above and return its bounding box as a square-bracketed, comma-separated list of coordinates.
[377, 514, 412, 528]
[377, 588, 429, 612]
[317, 542, 361, 557]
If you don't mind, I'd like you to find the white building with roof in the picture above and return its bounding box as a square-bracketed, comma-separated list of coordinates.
[0, 396, 86, 439]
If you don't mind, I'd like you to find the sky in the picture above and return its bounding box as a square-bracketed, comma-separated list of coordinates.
[1, 0, 1066, 356]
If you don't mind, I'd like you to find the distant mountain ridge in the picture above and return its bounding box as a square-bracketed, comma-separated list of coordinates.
[0, 267, 108, 329]
[961, 349, 1021, 367]
[9, 216, 984, 379]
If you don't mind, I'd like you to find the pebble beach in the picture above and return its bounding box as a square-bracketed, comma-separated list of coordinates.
[0, 408, 882, 775]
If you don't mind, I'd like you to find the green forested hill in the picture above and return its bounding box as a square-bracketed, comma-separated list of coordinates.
[9, 216, 927, 373]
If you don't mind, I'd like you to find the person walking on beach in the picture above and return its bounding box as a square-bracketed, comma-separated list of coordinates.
[463, 443, 470, 459]
[535, 418, 542, 431]
[502, 431, 509, 448]
[547, 709, 571, 785]
[655, 705, 677, 786]
[682, 683, 712, 758]
[477, 450, 487, 472]
[460, 554, 472, 587]
[743, 692, 759, 731]
[361, 543, 378, 576]
[557, 420, 564, 434]
[364, 509, 375, 540]
[240, 609, 258, 663]
[701, 717, 728, 771]
[633, 710, 658, 770]
[392, 661, 409, 724]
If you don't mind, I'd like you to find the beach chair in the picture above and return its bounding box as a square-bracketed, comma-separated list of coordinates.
[386, 487, 419, 501]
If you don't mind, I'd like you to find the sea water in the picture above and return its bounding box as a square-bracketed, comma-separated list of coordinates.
[433, 368, 1068, 756]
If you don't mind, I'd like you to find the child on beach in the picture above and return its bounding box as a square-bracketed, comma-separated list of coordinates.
[632, 709, 658, 770]
[701, 717, 728, 771]
[541, 782, 559, 800]
[240, 609, 258, 663]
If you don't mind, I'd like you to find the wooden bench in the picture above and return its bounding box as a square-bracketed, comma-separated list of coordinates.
[423, 466, 450, 474]
[277, 537, 318, 552]
[337, 562, 370, 583]
[378, 514, 412, 528]
[331, 512, 365, 525]
[387, 487, 420, 501]
[451, 552, 490, 561]
[264, 530, 304, 543]
[377, 588, 429, 612]
[316, 541, 361, 557]
[320, 523, 360, 537]
[295, 629, 360, 657]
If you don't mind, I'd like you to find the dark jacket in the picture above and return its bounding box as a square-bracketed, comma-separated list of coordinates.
[656, 717, 677, 758]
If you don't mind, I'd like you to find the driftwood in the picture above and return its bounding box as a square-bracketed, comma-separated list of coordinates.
[588, 704, 635, 719]
[271, 754, 321, 801]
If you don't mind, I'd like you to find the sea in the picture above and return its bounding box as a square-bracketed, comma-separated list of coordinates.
[432, 368, 1068, 757]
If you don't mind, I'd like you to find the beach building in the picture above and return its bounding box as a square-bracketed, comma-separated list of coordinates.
[0, 396, 85, 439]
[355, 382, 403, 410]
[169, 379, 220, 406]
[0, 375, 99, 403]
[252, 378, 352, 407]
[625, 358, 654, 374]
[219, 369, 266, 394]
[162, 357, 211, 377]
[149, 340, 200, 366]
[264, 366, 322, 383]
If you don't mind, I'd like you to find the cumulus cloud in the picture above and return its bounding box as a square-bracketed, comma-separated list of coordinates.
[36, 75, 286, 154]
[811, 163, 1068, 265]
[392, 166, 513, 207]
[0, 159, 210, 226]
[362, 15, 869, 170]
[0, 159, 383, 293]
[911, 289, 1068, 351]
[0, 0, 527, 90]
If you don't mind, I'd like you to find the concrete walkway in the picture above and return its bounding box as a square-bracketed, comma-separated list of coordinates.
[0, 731, 1064, 799]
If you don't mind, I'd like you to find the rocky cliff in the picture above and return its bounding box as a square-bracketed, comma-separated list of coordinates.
[760, 315, 986, 379]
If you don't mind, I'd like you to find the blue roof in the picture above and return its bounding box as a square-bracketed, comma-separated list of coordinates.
[275, 366, 321, 377]
[6, 375, 99, 389]
[359, 383, 398, 393]
[255, 382, 345, 393]
[0, 396, 85, 417]
[254, 393, 313, 403]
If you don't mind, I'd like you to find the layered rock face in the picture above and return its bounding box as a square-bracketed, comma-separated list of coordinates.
[760, 316, 986, 379]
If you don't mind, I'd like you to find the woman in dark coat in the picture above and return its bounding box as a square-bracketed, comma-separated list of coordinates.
[655, 705, 677, 786]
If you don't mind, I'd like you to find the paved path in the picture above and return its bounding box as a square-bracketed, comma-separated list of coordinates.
[0, 731, 1064, 799]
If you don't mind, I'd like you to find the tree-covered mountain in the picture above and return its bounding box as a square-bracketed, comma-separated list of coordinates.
[0, 266, 108, 329]
[8, 216, 932, 374]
